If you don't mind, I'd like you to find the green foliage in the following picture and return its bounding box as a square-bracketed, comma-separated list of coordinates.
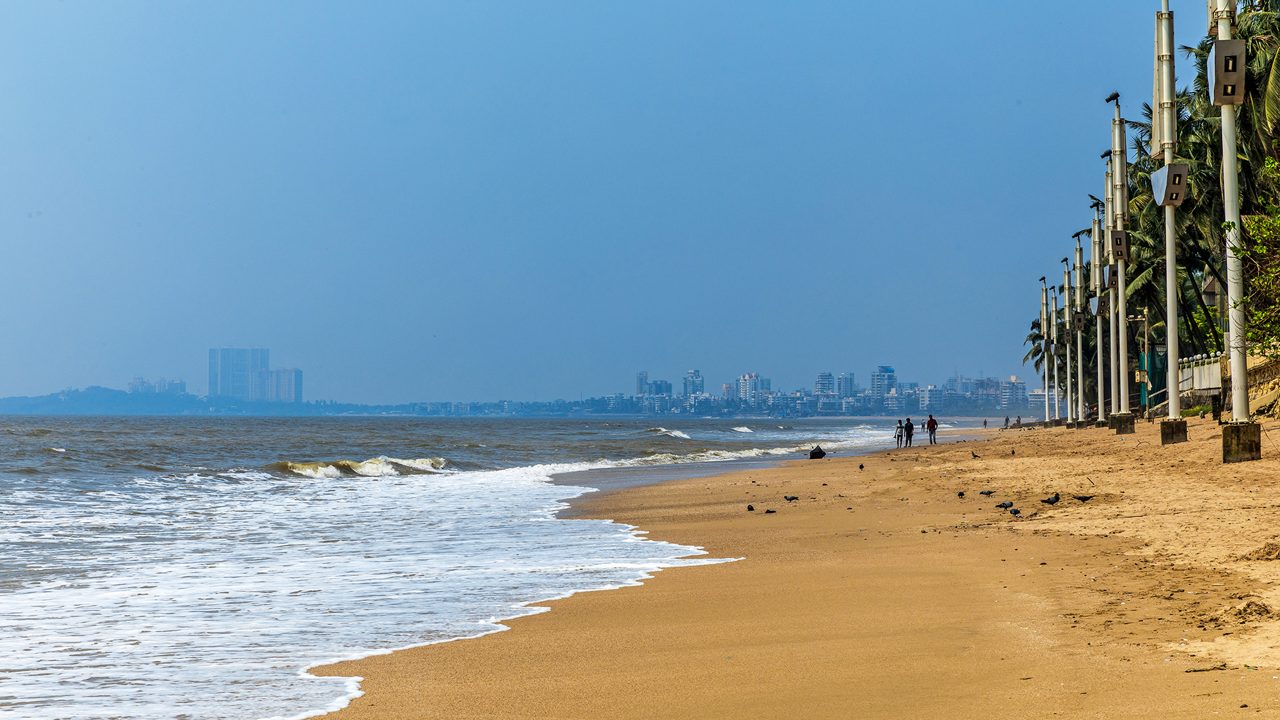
[1241, 212, 1280, 358]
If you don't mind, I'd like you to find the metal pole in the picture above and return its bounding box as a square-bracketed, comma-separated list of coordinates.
[1217, 0, 1250, 422]
[1093, 210, 1107, 422]
[1052, 287, 1062, 420]
[1106, 163, 1120, 418]
[1159, 2, 1182, 419]
[1041, 282, 1050, 422]
[1112, 99, 1132, 416]
[1075, 239, 1086, 420]
[1063, 263, 1074, 423]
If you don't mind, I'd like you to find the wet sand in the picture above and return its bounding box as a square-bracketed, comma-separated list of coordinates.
[314, 417, 1280, 718]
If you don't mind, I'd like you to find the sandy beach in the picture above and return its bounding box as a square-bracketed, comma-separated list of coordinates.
[314, 418, 1280, 718]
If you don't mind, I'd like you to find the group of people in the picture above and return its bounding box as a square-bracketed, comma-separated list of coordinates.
[893, 414, 939, 448]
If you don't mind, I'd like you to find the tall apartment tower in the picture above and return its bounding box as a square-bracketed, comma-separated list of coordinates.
[814, 372, 836, 396]
[635, 371, 649, 397]
[268, 368, 304, 404]
[870, 365, 897, 398]
[837, 372, 857, 398]
[682, 369, 704, 397]
[208, 348, 269, 401]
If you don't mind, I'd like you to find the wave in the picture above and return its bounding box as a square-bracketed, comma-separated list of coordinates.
[269, 456, 449, 479]
[645, 427, 691, 440]
[731, 426, 753, 433]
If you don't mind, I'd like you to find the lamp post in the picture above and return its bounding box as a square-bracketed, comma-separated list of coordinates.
[1062, 259, 1075, 424]
[1107, 93, 1135, 435]
[1102, 152, 1120, 426]
[1090, 200, 1108, 426]
[1153, 0, 1189, 443]
[1074, 236, 1086, 422]
[1210, 0, 1261, 462]
[1052, 285, 1062, 421]
[1040, 277, 1050, 423]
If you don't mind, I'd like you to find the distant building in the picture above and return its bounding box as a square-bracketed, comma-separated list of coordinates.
[919, 384, 937, 410]
[128, 377, 187, 395]
[635, 371, 649, 397]
[837, 372, 857, 398]
[648, 379, 672, 396]
[737, 373, 761, 406]
[266, 368, 304, 404]
[682, 369, 704, 397]
[1000, 376, 1028, 409]
[870, 366, 897, 398]
[814, 372, 835, 396]
[208, 348, 269, 401]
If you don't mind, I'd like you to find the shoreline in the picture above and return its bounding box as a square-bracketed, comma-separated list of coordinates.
[311, 420, 1280, 717]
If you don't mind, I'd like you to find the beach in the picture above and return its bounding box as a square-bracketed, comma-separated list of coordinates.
[315, 418, 1280, 718]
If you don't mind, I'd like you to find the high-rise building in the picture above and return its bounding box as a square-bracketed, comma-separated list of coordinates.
[682, 369, 704, 397]
[999, 376, 1028, 409]
[870, 366, 897, 398]
[648, 380, 672, 396]
[837, 372, 856, 398]
[737, 373, 761, 405]
[208, 348, 269, 401]
[814, 372, 835, 396]
[635, 371, 649, 397]
[266, 368, 304, 404]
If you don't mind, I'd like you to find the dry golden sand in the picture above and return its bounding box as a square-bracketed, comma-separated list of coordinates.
[315, 418, 1280, 718]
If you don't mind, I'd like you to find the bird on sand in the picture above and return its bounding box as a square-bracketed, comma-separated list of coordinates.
[1073, 495, 1095, 503]
[996, 501, 1013, 509]
[971, 451, 981, 459]
[1011, 448, 1016, 456]
[1010, 508, 1022, 517]
[784, 495, 799, 502]
[859, 464, 865, 471]
[957, 491, 965, 499]
[979, 490, 995, 496]
[1041, 492, 1060, 505]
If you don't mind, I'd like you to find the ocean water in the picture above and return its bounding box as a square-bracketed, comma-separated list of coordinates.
[0, 416, 927, 719]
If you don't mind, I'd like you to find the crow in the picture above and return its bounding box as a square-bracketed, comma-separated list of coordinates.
[784, 495, 799, 502]
[1073, 495, 1095, 503]
[996, 501, 1013, 509]
[1010, 508, 1022, 517]
[957, 491, 965, 499]
[764, 509, 776, 514]
[971, 451, 981, 459]
[859, 463, 865, 471]
[979, 490, 995, 496]
[1011, 448, 1016, 456]
[747, 504, 755, 512]
[1041, 492, 1060, 505]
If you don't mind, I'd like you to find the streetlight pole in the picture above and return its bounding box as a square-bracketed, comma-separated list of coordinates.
[1104, 154, 1120, 424]
[1156, 1, 1189, 444]
[1108, 94, 1135, 434]
[1091, 201, 1107, 425]
[1212, 0, 1261, 461]
[1062, 259, 1075, 424]
[1040, 278, 1050, 423]
[1052, 286, 1062, 421]
[1074, 238, 1086, 422]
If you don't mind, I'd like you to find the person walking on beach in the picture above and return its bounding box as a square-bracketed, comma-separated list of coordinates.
[926, 415, 938, 444]
[895, 420, 904, 448]
[904, 418, 915, 447]
[1004, 416, 1010, 429]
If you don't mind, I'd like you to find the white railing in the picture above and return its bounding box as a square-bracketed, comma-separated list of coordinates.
[1178, 353, 1223, 392]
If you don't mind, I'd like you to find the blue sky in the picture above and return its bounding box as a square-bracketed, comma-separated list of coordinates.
[0, 1, 1214, 403]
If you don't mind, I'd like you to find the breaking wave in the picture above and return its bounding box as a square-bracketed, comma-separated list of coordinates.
[269, 457, 449, 479]
[731, 426, 753, 433]
[645, 427, 691, 440]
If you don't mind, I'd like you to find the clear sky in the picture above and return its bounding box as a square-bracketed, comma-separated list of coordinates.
[0, 1, 1215, 403]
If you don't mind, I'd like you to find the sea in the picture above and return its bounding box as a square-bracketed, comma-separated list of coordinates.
[0, 415, 969, 719]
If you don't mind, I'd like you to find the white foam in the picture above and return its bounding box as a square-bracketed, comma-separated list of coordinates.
[0, 462, 723, 720]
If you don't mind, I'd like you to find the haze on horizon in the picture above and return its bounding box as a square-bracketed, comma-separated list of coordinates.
[0, 1, 1212, 404]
